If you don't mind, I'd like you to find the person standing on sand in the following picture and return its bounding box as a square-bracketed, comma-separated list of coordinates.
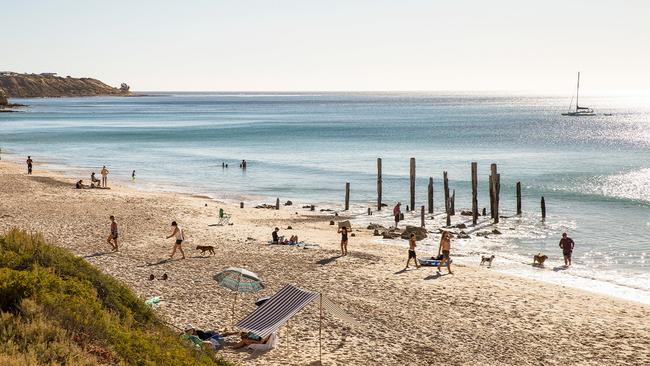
[132, 170, 136, 182]
[405, 233, 420, 270]
[393, 202, 401, 228]
[26, 156, 33, 174]
[559, 232, 575, 266]
[107, 215, 118, 252]
[100, 166, 109, 187]
[338, 226, 349, 256]
[166, 221, 185, 259]
[437, 231, 453, 274]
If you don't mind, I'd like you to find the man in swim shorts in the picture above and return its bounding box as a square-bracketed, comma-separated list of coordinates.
[107, 215, 118, 252]
[559, 232, 575, 266]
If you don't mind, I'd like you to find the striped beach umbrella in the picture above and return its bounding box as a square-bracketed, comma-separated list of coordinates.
[213, 267, 265, 325]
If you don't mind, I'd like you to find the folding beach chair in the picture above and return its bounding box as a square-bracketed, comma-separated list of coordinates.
[216, 208, 231, 226]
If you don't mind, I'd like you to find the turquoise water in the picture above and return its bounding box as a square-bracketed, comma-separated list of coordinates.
[1, 92, 649, 301]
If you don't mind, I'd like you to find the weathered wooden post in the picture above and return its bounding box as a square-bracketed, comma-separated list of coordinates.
[443, 171, 451, 226]
[516, 181, 522, 215]
[409, 158, 416, 211]
[490, 164, 497, 219]
[345, 182, 350, 211]
[377, 158, 382, 211]
[427, 177, 434, 214]
[494, 173, 500, 223]
[541, 196, 546, 220]
[450, 189, 456, 215]
[275, 198, 280, 210]
[471, 162, 478, 225]
[420, 205, 425, 227]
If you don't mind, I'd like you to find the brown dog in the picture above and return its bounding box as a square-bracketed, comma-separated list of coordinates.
[533, 253, 548, 266]
[196, 245, 215, 256]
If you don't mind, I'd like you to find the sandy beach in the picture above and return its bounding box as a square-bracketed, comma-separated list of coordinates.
[1, 160, 649, 366]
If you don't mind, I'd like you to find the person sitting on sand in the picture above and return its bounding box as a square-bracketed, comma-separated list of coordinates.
[288, 235, 299, 245]
[232, 332, 271, 349]
[75, 179, 87, 189]
[272, 227, 282, 244]
[437, 231, 453, 274]
[405, 233, 420, 270]
[166, 221, 185, 259]
[107, 215, 119, 252]
[91, 172, 100, 186]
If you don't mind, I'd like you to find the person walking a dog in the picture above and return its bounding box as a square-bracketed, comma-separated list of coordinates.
[167, 221, 185, 259]
[559, 232, 575, 266]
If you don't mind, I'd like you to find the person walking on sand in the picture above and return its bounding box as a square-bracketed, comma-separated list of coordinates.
[405, 233, 421, 270]
[437, 231, 453, 274]
[100, 165, 109, 187]
[338, 225, 349, 256]
[559, 232, 575, 266]
[107, 215, 119, 252]
[393, 202, 401, 228]
[26, 156, 33, 175]
[131, 170, 136, 182]
[166, 221, 185, 259]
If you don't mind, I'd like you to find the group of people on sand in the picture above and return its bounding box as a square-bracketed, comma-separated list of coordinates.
[271, 227, 298, 245]
[105, 216, 186, 259]
[76, 166, 111, 189]
[404, 231, 453, 273]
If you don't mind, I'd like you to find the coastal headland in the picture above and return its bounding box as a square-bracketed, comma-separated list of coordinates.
[0, 72, 130, 98]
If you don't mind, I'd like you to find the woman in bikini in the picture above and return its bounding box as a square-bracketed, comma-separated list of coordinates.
[337, 226, 349, 256]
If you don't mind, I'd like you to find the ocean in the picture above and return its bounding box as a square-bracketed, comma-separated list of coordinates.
[1, 92, 649, 303]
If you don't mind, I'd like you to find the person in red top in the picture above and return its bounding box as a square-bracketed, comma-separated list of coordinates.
[393, 202, 401, 228]
[559, 232, 575, 266]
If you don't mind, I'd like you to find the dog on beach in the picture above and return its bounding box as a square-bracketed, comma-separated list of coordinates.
[533, 253, 548, 266]
[480, 255, 495, 267]
[196, 245, 216, 256]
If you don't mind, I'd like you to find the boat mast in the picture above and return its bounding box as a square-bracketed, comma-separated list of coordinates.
[576, 72, 580, 111]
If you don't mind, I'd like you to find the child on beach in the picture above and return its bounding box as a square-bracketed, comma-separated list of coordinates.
[272, 227, 281, 244]
[337, 226, 349, 256]
[405, 233, 420, 269]
[437, 231, 453, 274]
[132, 170, 136, 182]
[166, 221, 185, 259]
[107, 215, 118, 252]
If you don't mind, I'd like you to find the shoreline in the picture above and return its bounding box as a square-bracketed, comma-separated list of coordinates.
[1, 159, 649, 365]
[3, 152, 649, 305]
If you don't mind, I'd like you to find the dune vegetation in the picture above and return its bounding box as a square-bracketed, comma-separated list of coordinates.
[0, 228, 234, 366]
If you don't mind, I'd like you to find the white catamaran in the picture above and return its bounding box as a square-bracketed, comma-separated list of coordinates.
[562, 72, 595, 116]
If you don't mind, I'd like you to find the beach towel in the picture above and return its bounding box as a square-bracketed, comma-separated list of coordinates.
[418, 258, 453, 267]
[247, 332, 279, 351]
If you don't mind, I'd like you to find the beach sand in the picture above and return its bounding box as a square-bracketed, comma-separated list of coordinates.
[1, 160, 649, 366]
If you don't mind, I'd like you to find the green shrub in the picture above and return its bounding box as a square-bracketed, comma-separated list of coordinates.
[0, 229, 235, 366]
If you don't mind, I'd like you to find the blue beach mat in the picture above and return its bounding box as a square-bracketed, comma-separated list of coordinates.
[418, 258, 452, 267]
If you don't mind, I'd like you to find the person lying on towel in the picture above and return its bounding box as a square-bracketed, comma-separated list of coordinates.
[232, 332, 271, 349]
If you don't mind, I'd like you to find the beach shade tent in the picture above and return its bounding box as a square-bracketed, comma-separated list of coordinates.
[236, 284, 358, 364]
[213, 267, 265, 325]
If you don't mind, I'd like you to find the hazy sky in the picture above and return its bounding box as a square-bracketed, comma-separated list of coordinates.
[3, 0, 649, 92]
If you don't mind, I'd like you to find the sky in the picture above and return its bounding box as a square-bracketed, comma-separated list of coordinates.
[3, 0, 650, 92]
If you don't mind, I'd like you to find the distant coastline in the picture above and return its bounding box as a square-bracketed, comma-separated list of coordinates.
[0, 72, 130, 99]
